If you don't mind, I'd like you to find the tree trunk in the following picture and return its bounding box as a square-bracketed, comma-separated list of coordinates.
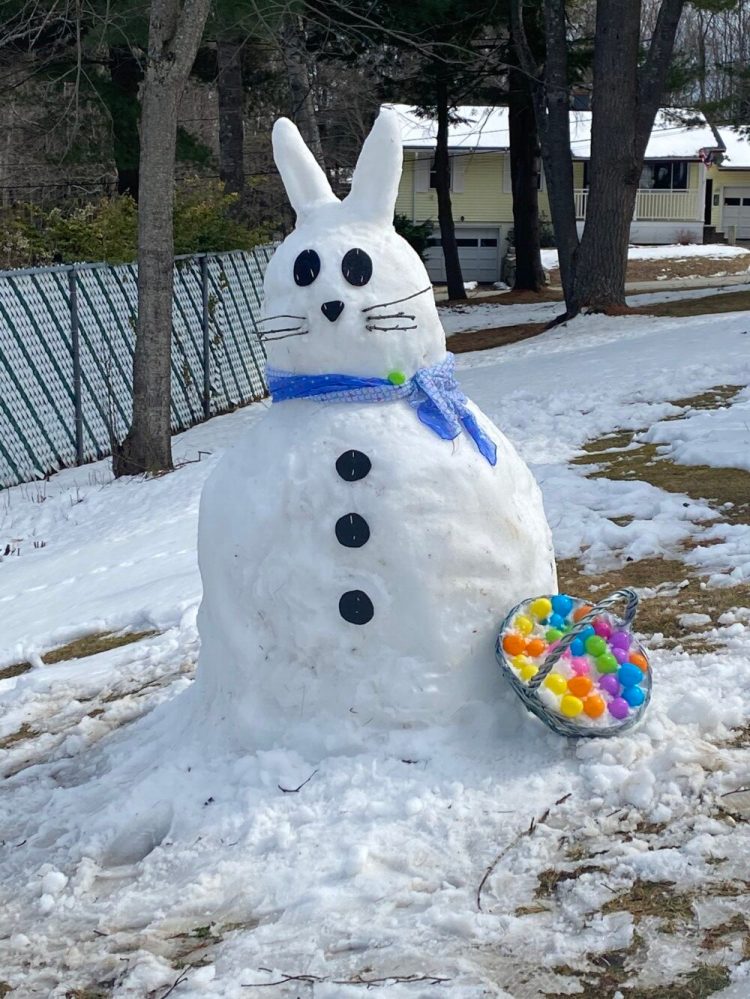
[217, 38, 245, 197]
[511, 0, 580, 314]
[508, 66, 545, 292]
[114, 0, 211, 478]
[573, 0, 685, 311]
[435, 73, 466, 301]
[282, 14, 326, 169]
[572, 0, 641, 310]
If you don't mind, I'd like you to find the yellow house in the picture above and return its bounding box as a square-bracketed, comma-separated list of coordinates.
[392, 105, 725, 283]
[706, 127, 750, 240]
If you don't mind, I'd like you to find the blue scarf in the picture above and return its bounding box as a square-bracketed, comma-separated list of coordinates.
[267, 352, 497, 466]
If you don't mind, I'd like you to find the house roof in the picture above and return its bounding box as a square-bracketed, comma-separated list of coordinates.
[390, 104, 723, 160]
[715, 126, 750, 169]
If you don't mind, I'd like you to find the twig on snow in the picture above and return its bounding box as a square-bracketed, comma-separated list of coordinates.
[241, 971, 450, 988]
[159, 971, 189, 998]
[476, 793, 573, 911]
[278, 768, 318, 793]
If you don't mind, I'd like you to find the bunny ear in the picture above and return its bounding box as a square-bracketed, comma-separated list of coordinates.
[345, 107, 403, 224]
[272, 117, 338, 220]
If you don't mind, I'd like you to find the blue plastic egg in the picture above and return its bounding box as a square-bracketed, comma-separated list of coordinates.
[551, 594, 574, 618]
[622, 685, 645, 707]
[570, 638, 585, 656]
[617, 663, 643, 688]
[549, 613, 566, 630]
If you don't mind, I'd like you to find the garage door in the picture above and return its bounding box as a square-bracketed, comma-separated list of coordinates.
[722, 187, 750, 240]
[424, 227, 501, 283]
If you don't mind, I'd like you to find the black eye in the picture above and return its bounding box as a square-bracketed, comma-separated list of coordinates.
[294, 249, 320, 286]
[341, 248, 372, 286]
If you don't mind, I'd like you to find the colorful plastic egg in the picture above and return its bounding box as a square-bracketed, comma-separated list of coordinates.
[570, 638, 585, 657]
[503, 633, 526, 656]
[571, 657, 590, 675]
[583, 694, 606, 718]
[519, 663, 538, 682]
[568, 675, 593, 698]
[610, 631, 630, 650]
[546, 628, 563, 643]
[515, 615, 533, 636]
[551, 594, 574, 618]
[544, 672, 568, 695]
[599, 674, 620, 696]
[629, 652, 648, 672]
[618, 663, 643, 688]
[608, 697, 630, 720]
[596, 652, 619, 674]
[593, 618, 613, 639]
[585, 635, 607, 658]
[560, 695, 584, 717]
[530, 597, 553, 620]
[549, 613, 566, 630]
[525, 637, 546, 658]
[573, 604, 594, 622]
[622, 685, 645, 707]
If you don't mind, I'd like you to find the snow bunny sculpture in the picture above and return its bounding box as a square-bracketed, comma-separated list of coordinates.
[192, 108, 557, 753]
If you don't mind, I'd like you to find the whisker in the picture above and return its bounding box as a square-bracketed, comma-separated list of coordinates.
[260, 329, 309, 342]
[361, 286, 432, 312]
[258, 325, 303, 335]
[257, 313, 305, 323]
[365, 312, 416, 321]
[366, 324, 418, 333]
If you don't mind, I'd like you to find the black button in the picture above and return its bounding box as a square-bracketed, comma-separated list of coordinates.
[339, 590, 374, 625]
[335, 513, 370, 548]
[336, 450, 371, 481]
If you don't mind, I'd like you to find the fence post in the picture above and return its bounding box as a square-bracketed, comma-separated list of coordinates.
[201, 255, 211, 419]
[68, 266, 84, 464]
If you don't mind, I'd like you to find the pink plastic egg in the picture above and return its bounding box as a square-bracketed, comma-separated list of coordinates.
[593, 618, 613, 639]
[571, 657, 590, 675]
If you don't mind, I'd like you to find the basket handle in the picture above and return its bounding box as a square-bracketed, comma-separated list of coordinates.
[528, 587, 639, 692]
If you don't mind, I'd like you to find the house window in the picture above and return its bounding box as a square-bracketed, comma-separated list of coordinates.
[429, 157, 450, 189]
[640, 160, 688, 190]
[582, 160, 689, 190]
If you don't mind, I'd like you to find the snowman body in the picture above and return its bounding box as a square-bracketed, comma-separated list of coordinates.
[191, 110, 557, 752]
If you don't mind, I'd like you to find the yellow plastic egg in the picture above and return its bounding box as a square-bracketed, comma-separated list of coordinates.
[530, 597, 553, 620]
[544, 672, 568, 695]
[519, 663, 539, 682]
[560, 694, 584, 718]
[514, 615, 533, 636]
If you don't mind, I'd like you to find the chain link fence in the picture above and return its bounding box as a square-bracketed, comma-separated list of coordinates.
[0, 246, 275, 488]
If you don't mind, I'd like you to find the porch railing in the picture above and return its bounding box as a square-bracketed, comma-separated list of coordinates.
[574, 189, 701, 222]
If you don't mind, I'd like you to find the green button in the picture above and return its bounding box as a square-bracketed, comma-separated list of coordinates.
[388, 370, 406, 385]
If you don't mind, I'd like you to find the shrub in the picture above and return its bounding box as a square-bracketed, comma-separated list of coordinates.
[394, 213, 434, 260]
[0, 180, 273, 269]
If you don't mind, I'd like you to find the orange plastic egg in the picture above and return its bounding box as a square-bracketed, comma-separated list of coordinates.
[525, 637, 546, 658]
[583, 694, 606, 718]
[629, 652, 648, 672]
[573, 604, 594, 622]
[568, 675, 593, 698]
[503, 633, 526, 656]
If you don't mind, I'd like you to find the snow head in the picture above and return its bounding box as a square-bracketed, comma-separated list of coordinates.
[261, 107, 445, 378]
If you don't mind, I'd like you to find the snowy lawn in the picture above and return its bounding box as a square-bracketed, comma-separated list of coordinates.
[1, 309, 750, 997]
[540, 244, 750, 286]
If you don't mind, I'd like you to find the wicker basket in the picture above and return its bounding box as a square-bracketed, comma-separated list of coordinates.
[496, 587, 652, 738]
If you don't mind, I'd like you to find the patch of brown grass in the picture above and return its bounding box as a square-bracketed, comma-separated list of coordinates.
[548, 254, 750, 287]
[0, 722, 35, 750]
[601, 880, 695, 931]
[637, 289, 750, 318]
[449, 322, 547, 354]
[0, 629, 160, 681]
[438, 288, 562, 309]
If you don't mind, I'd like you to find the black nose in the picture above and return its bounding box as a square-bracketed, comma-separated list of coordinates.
[321, 300, 344, 322]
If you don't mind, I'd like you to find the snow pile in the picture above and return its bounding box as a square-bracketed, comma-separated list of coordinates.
[641, 390, 750, 473]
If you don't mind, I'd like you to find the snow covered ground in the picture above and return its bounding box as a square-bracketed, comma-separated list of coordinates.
[440, 283, 750, 337]
[540, 243, 750, 270]
[1, 309, 750, 997]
